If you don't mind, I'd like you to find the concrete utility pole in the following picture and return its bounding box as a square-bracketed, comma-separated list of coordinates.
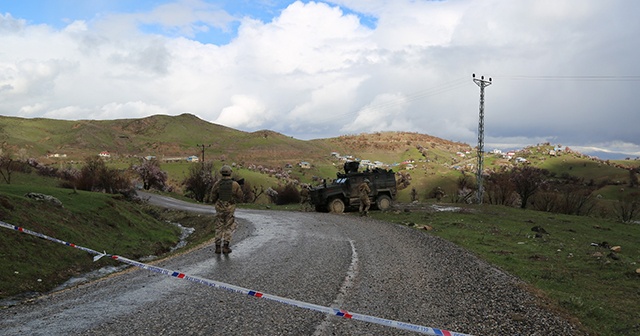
[472, 73, 492, 204]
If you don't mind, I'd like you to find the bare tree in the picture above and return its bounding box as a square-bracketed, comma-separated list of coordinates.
[511, 166, 549, 209]
[0, 152, 14, 184]
[183, 161, 215, 202]
[629, 168, 638, 188]
[485, 167, 516, 206]
[132, 158, 168, 191]
[531, 190, 558, 212]
[454, 172, 474, 203]
[534, 185, 596, 215]
[0, 125, 14, 184]
[559, 186, 596, 216]
[614, 192, 640, 223]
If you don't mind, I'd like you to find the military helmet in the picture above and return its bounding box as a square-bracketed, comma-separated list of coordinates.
[364, 178, 370, 183]
[220, 165, 233, 176]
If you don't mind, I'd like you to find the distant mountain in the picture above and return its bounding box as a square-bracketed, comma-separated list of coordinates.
[577, 149, 639, 161]
[0, 114, 470, 168]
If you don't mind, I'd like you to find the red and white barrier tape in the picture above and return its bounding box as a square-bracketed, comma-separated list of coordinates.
[0, 220, 473, 336]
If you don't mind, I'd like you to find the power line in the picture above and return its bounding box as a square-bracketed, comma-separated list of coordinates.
[324, 76, 469, 124]
[494, 75, 640, 82]
[323, 74, 639, 125]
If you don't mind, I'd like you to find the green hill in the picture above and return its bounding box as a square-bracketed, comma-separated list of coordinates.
[0, 114, 469, 166]
[0, 114, 638, 204]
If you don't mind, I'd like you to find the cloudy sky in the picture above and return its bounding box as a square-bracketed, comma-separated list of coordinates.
[1, 0, 639, 158]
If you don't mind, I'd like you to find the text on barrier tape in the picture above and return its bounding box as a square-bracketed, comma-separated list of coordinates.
[0, 220, 473, 336]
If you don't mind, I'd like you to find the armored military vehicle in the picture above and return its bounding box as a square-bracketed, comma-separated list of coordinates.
[309, 161, 397, 213]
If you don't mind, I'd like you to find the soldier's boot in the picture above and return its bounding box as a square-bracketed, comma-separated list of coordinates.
[214, 240, 222, 254]
[222, 241, 232, 254]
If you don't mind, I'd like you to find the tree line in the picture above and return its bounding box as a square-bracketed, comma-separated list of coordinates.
[432, 165, 639, 223]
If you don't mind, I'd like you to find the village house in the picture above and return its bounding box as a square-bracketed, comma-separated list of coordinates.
[298, 161, 311, 169]
[503, 151, 516, 160]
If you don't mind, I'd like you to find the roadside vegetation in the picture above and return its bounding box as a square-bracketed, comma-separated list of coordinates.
[371, 204, 640, 336]
[0, 171, 216, 301]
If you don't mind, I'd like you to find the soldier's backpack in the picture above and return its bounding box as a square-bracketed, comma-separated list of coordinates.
[218, 179, 234, 202]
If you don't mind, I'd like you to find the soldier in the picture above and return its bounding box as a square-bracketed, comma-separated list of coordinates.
[410, 187, 418, 202]
[435, 186, 445, 202]
[358, 178, 371, 217]
[299, 184, 311, 211]
[210, 165, 243, 254]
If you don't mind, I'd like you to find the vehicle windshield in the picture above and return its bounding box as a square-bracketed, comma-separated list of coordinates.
[335, 178, 347, 184]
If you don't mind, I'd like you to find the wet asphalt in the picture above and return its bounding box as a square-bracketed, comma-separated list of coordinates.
[0, 194, 586, 336]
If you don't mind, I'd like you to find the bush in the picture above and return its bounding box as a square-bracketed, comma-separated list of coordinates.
[131, 158, 168, 191]
[240, 179, 257, 203]
[614, 191, 640, 223]
[182, 162, 214, 202]
[273, 182, 300, 205]
[27, 158, 58, 177]
[70, 156, 132, 193]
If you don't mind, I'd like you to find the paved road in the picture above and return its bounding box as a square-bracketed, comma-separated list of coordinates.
[0, 194, 585, 335]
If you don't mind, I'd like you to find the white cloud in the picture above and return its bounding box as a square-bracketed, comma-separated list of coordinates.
[215, 95, 267, 128]
[18, 103, 47, 117]
[231, 1, 372, 75]
[341, 92, 413, 133]
[0, 0, 639, 158]
[43, 101, 167, 120]
[573, 142, 640, 158]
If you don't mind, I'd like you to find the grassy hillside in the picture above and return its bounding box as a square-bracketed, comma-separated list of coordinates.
[0, 114, 242, 159]
[0, 172, 216, 300]
[0, 114, 334, 166]
[372, 204, 640, 336]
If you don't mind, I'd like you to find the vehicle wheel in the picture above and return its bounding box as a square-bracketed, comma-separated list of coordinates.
[375, 194, 392, 211]
[328, 198, 345, 213]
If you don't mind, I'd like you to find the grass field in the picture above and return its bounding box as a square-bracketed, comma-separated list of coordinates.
[0, 173, 216, 300]
[371, 203, 640, 336]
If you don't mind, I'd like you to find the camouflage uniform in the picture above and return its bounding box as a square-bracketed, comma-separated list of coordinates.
[299, 185, 311, 211]
[358, 180, 371, 216]
[435, 186, 445, 202]
[210, 166, 243, 254]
